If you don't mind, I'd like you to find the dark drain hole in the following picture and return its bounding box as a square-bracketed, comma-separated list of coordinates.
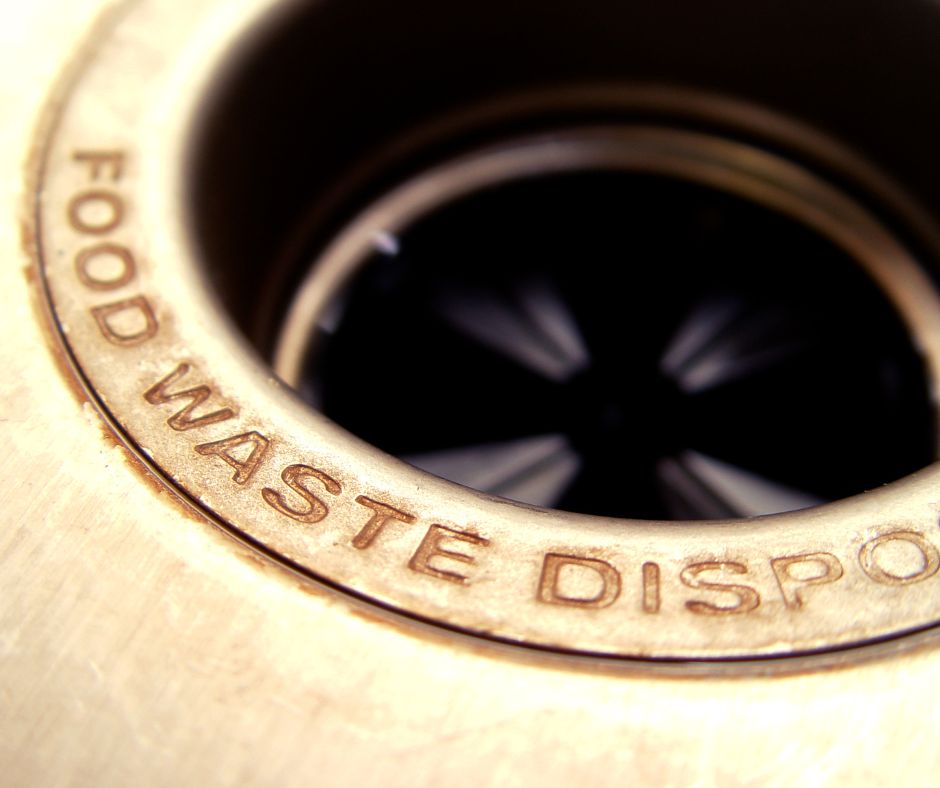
[290, 168, 935, 519]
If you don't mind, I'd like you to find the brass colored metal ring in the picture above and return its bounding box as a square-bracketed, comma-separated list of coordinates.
[35, 0, 940, 661]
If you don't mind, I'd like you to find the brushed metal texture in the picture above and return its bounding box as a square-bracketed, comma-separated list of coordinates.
[5, 2, 940, 785]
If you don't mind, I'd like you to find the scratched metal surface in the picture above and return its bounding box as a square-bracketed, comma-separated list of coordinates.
[3, 2, 940, 785]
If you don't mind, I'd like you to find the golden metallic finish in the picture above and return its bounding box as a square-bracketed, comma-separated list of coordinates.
[36, 0, 940, 659]
[7, 0, 940, 783]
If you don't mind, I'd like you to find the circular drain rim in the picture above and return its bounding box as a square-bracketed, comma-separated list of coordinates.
[273, 127, 939, 520]
[31, 0, 940, 661]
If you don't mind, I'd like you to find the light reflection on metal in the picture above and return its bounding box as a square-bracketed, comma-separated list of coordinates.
[661, 299, 806, 394]
[405, 433, 581, 508]
[658, 451, 823, 520]
[433, 278, 591, 383]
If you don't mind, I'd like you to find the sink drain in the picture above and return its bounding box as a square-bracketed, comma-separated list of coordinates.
[273, 128, 937, 520]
